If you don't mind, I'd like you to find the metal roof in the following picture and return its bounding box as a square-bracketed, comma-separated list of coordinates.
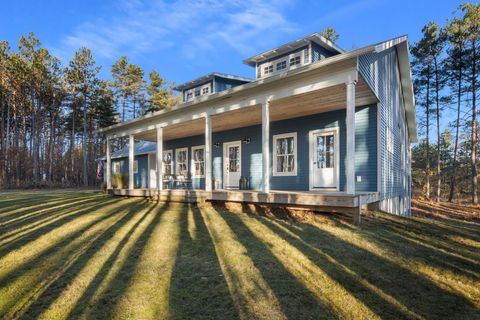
[99, 140, 156, 160]
[243, 32, 345, 67]
[173, 72, 253, 91]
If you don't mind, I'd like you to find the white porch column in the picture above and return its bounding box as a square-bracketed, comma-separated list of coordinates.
[106, 136, 111, 189]
[156, 126, 163, 193]
[128, 134, 134, 190]
[205, 114, 212, 192]
[346, 80, 357, 194]
[262, 98, 271, 193]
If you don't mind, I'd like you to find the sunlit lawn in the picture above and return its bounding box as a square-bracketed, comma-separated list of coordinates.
[0, 192, 479, 319]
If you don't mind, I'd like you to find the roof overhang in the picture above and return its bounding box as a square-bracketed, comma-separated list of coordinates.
[243, 33, 345, 67]
[174, 72, 253, 91]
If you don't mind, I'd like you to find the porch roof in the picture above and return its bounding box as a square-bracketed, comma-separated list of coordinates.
[98, 35, 416, 143]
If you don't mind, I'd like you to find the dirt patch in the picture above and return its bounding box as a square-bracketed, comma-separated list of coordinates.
[412, 198, 480, 221]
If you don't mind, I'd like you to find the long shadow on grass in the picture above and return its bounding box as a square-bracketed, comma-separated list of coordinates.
[82, 201, 175, 319]
[66, 201, 159, 320]
[216, 205, 335, 319]
[0, 196, 107, 240]
[254, 212, 480, 319]
[0, 197, 120, 259]
[168, 204, 239, 320]
[0, 195, 88, 221]
[0, 197, 133, 290]
[17, 199, 154, 320]
[0, 194, 62, 213]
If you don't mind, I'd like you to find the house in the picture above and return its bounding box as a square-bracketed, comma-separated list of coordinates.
[99, 32, 417, 220]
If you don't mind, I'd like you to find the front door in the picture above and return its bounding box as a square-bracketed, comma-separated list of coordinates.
[310, 129, 338, 189]
[223, 141, 241, 189]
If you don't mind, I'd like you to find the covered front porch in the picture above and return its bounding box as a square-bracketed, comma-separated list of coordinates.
[102, 58, 379, 221]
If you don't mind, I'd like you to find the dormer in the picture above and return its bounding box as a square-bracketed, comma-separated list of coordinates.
[243, 33, 345, 80]
[174, 73, 252, 103]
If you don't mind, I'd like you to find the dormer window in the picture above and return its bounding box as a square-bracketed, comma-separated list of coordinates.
[290, 56, 301, 66]
[276, 61, 287, 71]
[202, 87, 209, 94]
[264, 65, 273, 75]
[186, 92, 193, 100]
[195, 89, 201, 97]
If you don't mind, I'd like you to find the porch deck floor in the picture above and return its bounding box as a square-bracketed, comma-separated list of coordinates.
[109, 188, 379, 209]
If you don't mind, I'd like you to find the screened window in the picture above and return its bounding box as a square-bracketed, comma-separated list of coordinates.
[176, 148, 188, 176]
[273, 133, 297, 176]
[163, 150, 173, 175]
[276, 60, 286, 71]
[191, 146, 205, 177]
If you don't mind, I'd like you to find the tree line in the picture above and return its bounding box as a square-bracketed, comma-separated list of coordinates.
[411, 3, 480, 203]
[0, 33, 178, 188]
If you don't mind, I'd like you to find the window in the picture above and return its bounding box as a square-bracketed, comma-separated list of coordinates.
[276, 60, 286, 71]
[186, 92, 193, 100]
[163, 150, 173, 175]
[113, 162, 120, 174]
[202, 87, 209, 95]
[191, 145, 205, 177]
[273, 133, 297, 176]
[175, 148, 188, 176]
[263, 65, 273, 75]
[289, 56, 301, 66]
[133, 160, 138, 174]
[304, 48, 310, 63]
[194, 89, 201, 97]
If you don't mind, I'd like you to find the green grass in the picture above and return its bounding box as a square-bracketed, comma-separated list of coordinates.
[0, 192, 478, 319]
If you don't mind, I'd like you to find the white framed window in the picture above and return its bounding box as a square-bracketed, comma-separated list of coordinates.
[175, 147, 188, 176]
[263, 65, 274, 75]
[113, 162, 121, 174]
[194, 89, 201, 97]
[273, 132, 297, 176]
[133, 160, 138, 174]
[186, 92, 193, 101]
[289, 56, 301, 66]
[191, 145, 205, 178]
[202, 87, 209, 94]
[163, 150, 173, 175]
[276, 60, 286, 71]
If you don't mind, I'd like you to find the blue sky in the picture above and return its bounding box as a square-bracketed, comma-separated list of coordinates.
[0, 0, 466, 85]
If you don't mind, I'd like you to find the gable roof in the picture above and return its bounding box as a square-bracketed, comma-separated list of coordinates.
[173, 72, 253, 91]
[243, 32, 345, 67]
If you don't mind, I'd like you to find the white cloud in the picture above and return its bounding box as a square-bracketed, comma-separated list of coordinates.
[52, 0, 297, 62]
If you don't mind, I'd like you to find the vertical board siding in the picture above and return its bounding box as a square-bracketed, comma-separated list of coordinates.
[358, 47, 411, 216]
[311, 42, 338, 62]
[111, 154, 149, 189]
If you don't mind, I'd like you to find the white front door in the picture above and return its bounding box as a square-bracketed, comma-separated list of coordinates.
[223, 141, 241, 189]
[310, 128, 339, 189]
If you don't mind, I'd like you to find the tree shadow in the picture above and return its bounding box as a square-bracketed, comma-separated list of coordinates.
[168, 204, 239, 319]
[16, 199, 154, 319]
[0, 197, 120, 259]
[253, 211, 480, 319]
[214, 204, 335, 319]
[0, 197, 137, 293]
[81, 200, 175, 319]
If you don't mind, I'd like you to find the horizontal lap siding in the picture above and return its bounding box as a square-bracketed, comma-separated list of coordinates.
[270, 106, 377, 191]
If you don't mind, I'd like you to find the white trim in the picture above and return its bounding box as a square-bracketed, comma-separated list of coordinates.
[308, 127, 340, 191]
[113, 161, 121, 174]
[163, 149, 173, 175]
[191, 145, 206, 178]
[272, 132, 298, 177]
[223, 140, 242, 189]
[175, 147, 188, 177]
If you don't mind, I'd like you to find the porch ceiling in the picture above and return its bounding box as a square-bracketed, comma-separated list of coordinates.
[135, 75, 378, 142]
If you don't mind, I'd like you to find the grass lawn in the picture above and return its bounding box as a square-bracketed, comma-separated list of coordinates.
[0, 192, 479, 319]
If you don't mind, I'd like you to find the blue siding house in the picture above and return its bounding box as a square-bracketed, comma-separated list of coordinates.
[100, 32, 417, 218]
